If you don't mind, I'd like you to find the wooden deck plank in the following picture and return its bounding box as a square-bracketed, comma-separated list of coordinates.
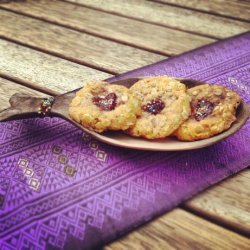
[60, 0, 250, 38]
[152, 0, 250, 21]
[0, 2, 215, 57]
[0, 10, 164, 74]
[105, 209, 250, 250]
[184, 169, 250, 236]
[0, 39, 111, 94]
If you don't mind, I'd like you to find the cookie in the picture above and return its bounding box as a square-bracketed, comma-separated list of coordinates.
[69, 81, 141, 133]
[127, 76, 191, 139]
[174, 84, 241, 141]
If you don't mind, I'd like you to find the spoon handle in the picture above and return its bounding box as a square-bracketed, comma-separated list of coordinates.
[0, 93, 54, 122]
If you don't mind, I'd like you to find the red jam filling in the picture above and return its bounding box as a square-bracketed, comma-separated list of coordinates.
[92, 92, 117, 111]
[193, 99, 214, 121]
[143, 99, 165, 115]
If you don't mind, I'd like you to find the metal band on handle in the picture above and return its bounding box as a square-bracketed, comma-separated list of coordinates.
[38, 97, 55, 116]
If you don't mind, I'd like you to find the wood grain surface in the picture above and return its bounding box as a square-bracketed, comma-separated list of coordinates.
[105, 209, 250, 250]
[0, 39, 110, 94]
[61, 0, 250, 38]
[184, 169, 250, 236]
[0, 0, 249, 248]
[152, 0, 250, 21]
[0, 2, 215, 56]
[0, 10, 164, 74]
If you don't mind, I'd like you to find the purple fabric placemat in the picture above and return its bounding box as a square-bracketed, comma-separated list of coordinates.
[0, 32, 250, 250]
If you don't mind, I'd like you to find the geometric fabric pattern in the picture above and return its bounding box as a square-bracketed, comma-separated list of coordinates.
[0, 32, 250, 250]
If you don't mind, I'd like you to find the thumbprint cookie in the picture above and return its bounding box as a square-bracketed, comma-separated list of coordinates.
[69, 81, 141, 133]
[174, 84, 241, 141]
[127, 76, 191, 139]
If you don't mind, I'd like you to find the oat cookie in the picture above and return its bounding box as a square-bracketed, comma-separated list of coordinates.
[69, 81, 141, 133]
[174, 84, 241, 141]
[127, 76, 191, 139]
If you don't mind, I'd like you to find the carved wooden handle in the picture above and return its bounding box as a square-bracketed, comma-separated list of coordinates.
[0, 93, 47, 122]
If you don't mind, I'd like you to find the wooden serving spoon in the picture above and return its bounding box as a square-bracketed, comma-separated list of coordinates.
[0, 78, 249, 151]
